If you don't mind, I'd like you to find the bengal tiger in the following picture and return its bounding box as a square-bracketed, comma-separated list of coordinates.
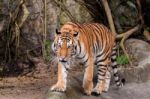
[51, 22, 124, 95]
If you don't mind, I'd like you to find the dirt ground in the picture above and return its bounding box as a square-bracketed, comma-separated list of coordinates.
[0, 76, 50, 99]
[0, 57, 82, 99]
[0, 57, 53, 99]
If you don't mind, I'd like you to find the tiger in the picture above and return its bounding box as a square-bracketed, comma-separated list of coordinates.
[51, 22, 124, 95]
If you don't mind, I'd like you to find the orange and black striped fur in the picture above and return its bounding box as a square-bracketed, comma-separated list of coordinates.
[51, 22, 124, 95]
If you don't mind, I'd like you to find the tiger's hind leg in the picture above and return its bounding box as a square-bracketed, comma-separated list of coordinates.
[92, 58, 110, 95]
[102, 69, 111, 92]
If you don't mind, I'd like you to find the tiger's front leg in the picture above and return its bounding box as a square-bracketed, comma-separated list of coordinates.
[83, 57, 94, 95]
[51, 62, 68, 92]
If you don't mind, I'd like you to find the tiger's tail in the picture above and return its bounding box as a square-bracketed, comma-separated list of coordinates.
[111, 44, 125, 87]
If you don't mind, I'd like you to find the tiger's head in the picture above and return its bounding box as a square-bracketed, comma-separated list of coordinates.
[52, 23, 79, 63]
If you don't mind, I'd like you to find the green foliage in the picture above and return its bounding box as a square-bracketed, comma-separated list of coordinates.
[117, 55, 129, 65]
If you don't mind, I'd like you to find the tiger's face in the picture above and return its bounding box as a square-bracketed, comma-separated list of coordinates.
[52, 24, 79, 63]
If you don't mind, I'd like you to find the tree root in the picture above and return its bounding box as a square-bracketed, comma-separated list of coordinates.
[4, 0, 29, 62]
[101, 0, 141, 65]
[117, 25, 140, 65]
[101, 0, 117, 36]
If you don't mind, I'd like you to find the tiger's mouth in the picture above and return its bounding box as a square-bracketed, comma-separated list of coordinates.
[59, 59, 67, 63]
[59, 57, 68, 63]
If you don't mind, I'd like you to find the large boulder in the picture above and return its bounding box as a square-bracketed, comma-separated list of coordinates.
[125, 38, 150, 67]
[122, 39, 150, 83]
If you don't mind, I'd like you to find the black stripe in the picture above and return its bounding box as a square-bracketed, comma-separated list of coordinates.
[114, 73, 119, 77]
[97, 72, 106, 76]
[112, 65, 117, 69]
[96, 44, 111, 64]
[97, 64, 106, 67]
[83, 58, 88, 65]
[72, 45, 77, 55]
[78, 40, 81, 54]
[96, 56, 108, 64]
[77, 54, 85, 59]
[75, 45, 77, 50]
[93, 26, 101, 49]
[111, 52, 116, 57]
[61, 37, 71, 41]
[94, 24, 104, 47]
[93, 43, 97, 54]
[97, 69, 106, 73]
[98, 66, 107, 70]
[64, 66, 69, 71]
[96, 52, 103, 58]
[111, 58, 116, 62]
[115, 79, 120, 83]
[112, 46, 117, 50]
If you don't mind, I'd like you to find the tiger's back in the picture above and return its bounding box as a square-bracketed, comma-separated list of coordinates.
[76, 23, 115, 56]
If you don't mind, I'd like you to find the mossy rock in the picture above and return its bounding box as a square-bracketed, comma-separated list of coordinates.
[44, 78, 82, 99]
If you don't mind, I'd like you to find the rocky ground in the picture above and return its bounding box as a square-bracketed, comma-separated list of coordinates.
[0, 39, 149, 99]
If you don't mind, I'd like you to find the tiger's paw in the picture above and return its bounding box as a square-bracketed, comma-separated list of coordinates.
[91, 86, 103, 96]
[83, 81, 93, 95]
[102, 83, 109, 92]
[102, 86, 109, 92]
[84, 89, 92, 96]
[50, 83, 66, 92]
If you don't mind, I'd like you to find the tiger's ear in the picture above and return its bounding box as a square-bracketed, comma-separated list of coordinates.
[56, 29, 61, 35]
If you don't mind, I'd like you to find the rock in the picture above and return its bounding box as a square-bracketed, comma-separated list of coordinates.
[44, 75, 150, 99]
[44, 78, 83, 99]
[121, 39, 150, 83]
[125, 38, 150, 67]
[59, 0, 93, 25]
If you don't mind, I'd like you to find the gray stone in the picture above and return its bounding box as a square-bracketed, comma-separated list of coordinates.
[45, 76, 150, 99]
[125, 38, 150, 67]
[119, 39, 150, 83]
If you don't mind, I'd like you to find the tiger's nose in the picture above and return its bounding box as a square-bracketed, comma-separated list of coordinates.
[59, 57, 67, 62]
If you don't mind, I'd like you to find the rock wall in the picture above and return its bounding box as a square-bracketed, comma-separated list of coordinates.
[0, 0, 93, 59]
